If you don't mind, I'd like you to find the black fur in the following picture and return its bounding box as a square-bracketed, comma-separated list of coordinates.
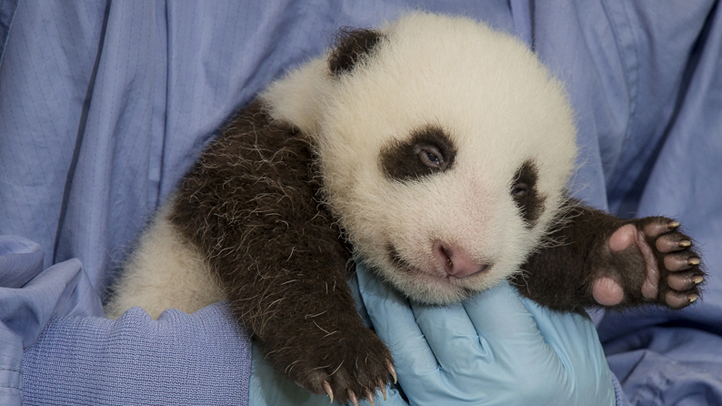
[512, 199, 704, 314]
[165, 100, 704, 402]
[328, 28, 384, 76]
[379, 125, 457, 182]
[169, 101, 392, 402]
[511, 160, 545, 227]
[158, 26, 706, 402]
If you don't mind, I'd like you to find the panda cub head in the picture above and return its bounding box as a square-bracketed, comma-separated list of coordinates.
[263, 13, 577, 304]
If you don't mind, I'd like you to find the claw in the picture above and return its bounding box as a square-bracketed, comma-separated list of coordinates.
[367, 392, 375, 406]
[689, 293, 699, 303]
[679, 240, 691, 248]
[668, 221, 680, 229]
[387, 361, 397, 384]
[379, 382, 387, 401]
[689, 257, 700, 266]
[693, 275, 704, 284]
[348, 390, 359, 406]
[322, 381, 333, 404]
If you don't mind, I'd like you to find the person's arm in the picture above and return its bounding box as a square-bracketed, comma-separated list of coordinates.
[0, 235, 96, 406]
[0, 235, 253, 406]
[22, 304, 252, 406]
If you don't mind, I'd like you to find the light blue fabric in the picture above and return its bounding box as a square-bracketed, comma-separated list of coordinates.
[0, 235, 101, 403]
[0, 0, 720, 405]
[22, 304, 251, 406]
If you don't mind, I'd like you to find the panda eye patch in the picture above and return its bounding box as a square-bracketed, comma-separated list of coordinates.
[511, 160, 545, 227]
[379, 125, 457, 182]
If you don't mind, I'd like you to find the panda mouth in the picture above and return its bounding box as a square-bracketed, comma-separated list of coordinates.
[384, 242, 492, 303]
[386, 243, 484, 283]
[387, 243, 427, 274]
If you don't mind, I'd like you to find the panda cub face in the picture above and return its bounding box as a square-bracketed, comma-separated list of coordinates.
[263, 13, 577, 304]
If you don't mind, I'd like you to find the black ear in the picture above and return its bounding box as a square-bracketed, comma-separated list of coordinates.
[328, 28, 384, 76]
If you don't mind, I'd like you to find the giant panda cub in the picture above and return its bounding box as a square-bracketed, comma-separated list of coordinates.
[106, 13, 704, 404]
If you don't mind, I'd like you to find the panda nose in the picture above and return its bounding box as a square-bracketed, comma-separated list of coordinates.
[432, 241, 489, 278]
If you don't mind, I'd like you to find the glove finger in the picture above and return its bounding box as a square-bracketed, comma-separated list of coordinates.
[356, 264, 439, 374]
[410, 301, 492, 374]
[518, 297, 608, 374]
[463, 281, 542, 342]
[463, 281, 559, 369]
[517, 297, 616, 405]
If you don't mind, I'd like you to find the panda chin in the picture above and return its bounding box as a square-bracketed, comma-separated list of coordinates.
[384, 243, 494, 305]
[408, 270, 484, 305]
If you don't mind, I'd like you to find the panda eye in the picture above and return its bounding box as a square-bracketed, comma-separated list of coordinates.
[379, 125, 456, 182]
[511, 183, 528, 199]
[415, 145, 444, 169]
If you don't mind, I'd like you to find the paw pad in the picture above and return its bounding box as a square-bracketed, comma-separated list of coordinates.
[630, 218, 703, 309]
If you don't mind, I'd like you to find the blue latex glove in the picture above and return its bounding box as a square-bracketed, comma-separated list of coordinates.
[357, 263, 616, 406]
[250, 263, 615, 405]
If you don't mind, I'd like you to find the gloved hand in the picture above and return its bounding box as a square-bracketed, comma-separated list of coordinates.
[249, 262, 616, 406]
[357, 262, 616, 406]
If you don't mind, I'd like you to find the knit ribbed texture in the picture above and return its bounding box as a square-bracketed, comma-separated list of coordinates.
[22, 304, 251, 406]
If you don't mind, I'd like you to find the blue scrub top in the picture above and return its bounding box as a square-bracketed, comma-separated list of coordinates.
[1, 1, 720, 405]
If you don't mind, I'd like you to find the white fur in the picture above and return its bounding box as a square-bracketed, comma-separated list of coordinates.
[105, 205, 224, 319]
[262, 57, 329, 134]
[268, 13, 576, 304]
[108, 12, 577, 317]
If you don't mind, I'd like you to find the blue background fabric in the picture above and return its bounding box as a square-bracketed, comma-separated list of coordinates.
[0, 0, 720, 405]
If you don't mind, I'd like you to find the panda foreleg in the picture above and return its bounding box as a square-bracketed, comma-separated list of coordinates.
[512, 199, 704, 313]
[168, 101, 393, 403]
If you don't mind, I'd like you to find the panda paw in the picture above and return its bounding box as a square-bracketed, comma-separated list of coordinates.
[291, 326, 394, 405]
[592, 217, 704, 309]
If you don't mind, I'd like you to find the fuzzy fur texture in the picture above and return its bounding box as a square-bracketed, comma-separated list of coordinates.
[106, 13, 704, 403]
[263, 13, 577, 304]
[105, 204, 224, 319]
